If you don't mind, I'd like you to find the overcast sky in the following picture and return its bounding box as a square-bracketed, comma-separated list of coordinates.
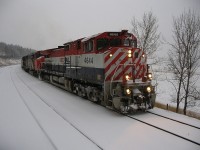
[0, 0, 199, 50]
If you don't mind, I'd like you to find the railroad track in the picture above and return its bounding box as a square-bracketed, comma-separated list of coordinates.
[12, 69, 103, 150]
[146, 111, 200, 130]
[124, 114, 200, 146]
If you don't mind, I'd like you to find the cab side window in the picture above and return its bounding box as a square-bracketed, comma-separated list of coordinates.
[97, 38, 108, 50]
[84, 40, 93, 52]
[77, 41, 81, 50]
[123, 39, 130, 46]
[131, 40, 137, 48]
[64, 44, 70, 51]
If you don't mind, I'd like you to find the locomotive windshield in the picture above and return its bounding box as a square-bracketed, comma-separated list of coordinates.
[97, 37, 137, 50]
[97, 38, 121, 50]
[123, 39, 137, 48]
[110, 38, 121, 47]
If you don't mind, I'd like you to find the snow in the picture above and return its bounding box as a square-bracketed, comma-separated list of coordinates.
[151, 62, 200, 115]
[0, 65, 200, 150]
[0, 66, 55, 150]
[0, 58, 20, 67]
[131, 112, 200, 144]
[149, 108, 200, 128]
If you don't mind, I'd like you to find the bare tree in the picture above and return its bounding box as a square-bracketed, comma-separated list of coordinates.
[168, 10, 200, 114]
[131, 11, 160, 57]
[168, 17, 188, 112]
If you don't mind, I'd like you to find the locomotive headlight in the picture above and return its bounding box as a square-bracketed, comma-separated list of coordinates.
[128, 50, 132, 58]
[125, 75, 130, 81]
[148, 73, 152, 80]
[147, 86, 151, 93]
[109, 54, 113, 57]
[128, 53, 132, 58]
[126, 88, 131, 95]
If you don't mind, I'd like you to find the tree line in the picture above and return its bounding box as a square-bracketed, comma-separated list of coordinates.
[131, 9, 200, 115]
[0, 42, 35, 59]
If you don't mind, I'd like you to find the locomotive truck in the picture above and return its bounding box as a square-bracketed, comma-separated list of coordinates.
[21, 30, 156, 113]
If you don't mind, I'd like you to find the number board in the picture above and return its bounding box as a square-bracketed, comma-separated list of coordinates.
[84, 57, 93, 64]
[108, 33, 119, 36]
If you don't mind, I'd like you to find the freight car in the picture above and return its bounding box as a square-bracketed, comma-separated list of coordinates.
[22, 30, 156, 113]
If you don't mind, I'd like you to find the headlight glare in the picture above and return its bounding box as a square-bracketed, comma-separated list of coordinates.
[147, 86, 151, 93]
[148, 73, 152, 80]
[125, 75, 130, 81]
[126, 88, 131, 95]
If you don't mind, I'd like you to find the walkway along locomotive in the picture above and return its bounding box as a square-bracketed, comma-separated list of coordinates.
[21, 30, 156, 113]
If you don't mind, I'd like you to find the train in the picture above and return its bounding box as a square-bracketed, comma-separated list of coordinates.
[21, 30, 156, 113]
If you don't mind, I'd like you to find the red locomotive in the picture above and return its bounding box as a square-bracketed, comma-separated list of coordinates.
[21, 30, 156, 113]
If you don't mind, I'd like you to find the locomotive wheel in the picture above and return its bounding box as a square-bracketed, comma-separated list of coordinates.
[38, 73, 43, 80]
[68, 81, 73, 92]
[88, 92, 95, 101]
[77, 84, 86, 97]
[88, 91, 98, 102]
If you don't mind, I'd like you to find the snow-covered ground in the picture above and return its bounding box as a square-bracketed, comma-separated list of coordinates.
[0, 65, 200, 150]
